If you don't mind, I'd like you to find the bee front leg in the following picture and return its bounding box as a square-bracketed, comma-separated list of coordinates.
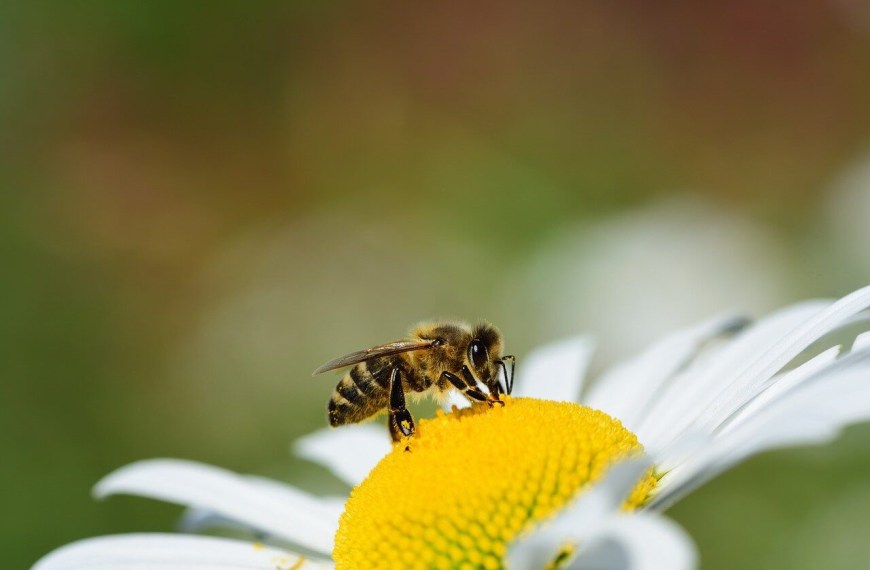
[441, 368, 499, 406]
[388, 366, 415, 442]
[461, 365, 505, 406]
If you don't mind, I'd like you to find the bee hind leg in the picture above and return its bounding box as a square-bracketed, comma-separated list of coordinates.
[388, 366, 416, 442]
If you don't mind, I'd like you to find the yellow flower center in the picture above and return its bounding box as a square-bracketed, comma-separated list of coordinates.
[333, 397, 656, 570]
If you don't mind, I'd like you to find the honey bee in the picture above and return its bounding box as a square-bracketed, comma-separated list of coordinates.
[312, 320, 515, 442]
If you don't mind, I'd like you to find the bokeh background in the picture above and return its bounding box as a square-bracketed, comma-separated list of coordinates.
[4, 2, 870, 568]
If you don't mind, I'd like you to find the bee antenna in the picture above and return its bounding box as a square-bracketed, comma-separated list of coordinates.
[494, 360, 507, 395]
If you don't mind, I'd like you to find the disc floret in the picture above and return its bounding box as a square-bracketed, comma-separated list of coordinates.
[334, 397, 656, 569]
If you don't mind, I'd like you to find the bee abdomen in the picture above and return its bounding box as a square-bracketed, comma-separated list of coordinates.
[328, 362, 389, 427]
[349, 364, 386, 395]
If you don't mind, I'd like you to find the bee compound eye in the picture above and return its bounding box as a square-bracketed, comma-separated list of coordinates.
[469, 339, 488, 368]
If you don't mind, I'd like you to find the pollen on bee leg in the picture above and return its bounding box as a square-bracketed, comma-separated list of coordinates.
[334, 396, 657, 569]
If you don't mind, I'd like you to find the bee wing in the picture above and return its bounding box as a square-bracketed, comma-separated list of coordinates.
[311, 339, 435, 375]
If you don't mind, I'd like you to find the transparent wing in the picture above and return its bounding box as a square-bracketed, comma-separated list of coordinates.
[312, 339, 435, 375]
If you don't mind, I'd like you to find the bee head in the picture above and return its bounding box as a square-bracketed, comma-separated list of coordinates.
[468, 322, 505, 394]
[411, 320, 511, 395]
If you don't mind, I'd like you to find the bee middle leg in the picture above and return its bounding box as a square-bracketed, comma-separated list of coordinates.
[441, 366, 504, 406]
[388, 366, 416, 442]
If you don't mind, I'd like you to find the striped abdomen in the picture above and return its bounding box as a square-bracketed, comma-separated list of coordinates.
[328, 359, 393, 427]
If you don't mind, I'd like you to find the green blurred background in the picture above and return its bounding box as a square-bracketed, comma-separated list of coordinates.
[4, 2, 870, 568]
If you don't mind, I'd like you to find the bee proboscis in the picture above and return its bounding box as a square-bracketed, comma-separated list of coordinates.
[312, 320, 515, 442]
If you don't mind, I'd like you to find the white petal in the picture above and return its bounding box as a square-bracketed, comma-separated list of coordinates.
[652, 364, 870, 509]
[178, 476, 344, 535]
[94, 460, 337, 554]
[584, 314, 748, 431]
[647, 430, 713, 475]
[636, 300, 830, 450]
[32, 533, 332, 570]
[177, 508, 245, 535]
[853, 330, 870, 351]
[508, 458, 652, 567]
[724, 366, 870, 461]
[293, 424, 391, 487]
[510, 457, 696, 569]
[694, 286, 870, 433]
[717, 346, 841, 435]
[512, 335, 595, 402]
[568, 513, 697, 570]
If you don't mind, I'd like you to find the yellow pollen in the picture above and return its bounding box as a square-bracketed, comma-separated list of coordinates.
[333, 397, 656, 569]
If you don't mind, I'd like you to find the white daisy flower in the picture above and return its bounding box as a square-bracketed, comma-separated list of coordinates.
[33, 285, 870, 570]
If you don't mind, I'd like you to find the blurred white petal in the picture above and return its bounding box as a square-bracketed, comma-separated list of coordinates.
[568, 513, 697, 570]
[854, 330, 870, 351]
[512, 335, 595, 402]
[584, 314, 748, 431]
[293, 424, 391, 487]
[94, 460, 337, 554]
[508, 458, 654, 567]
[824, 151, 870, 277]
[497, 200, 793, 367]
[32, 534, 331, 570]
